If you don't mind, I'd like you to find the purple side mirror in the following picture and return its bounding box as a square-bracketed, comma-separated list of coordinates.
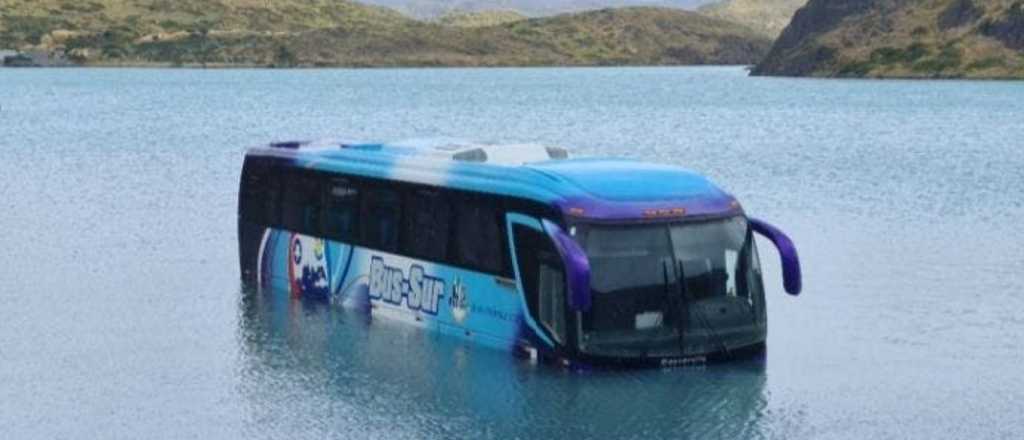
[749, 218, 802, 296]
[542, 219, 592, 311]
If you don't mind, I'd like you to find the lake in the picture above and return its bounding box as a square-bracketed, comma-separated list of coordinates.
[1, 66, 1022, 439]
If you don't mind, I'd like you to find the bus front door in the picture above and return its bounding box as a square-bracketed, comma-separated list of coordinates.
[507, 214, 569, 351]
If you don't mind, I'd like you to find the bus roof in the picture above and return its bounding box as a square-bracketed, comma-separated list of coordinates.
[247, 138, 742, 221]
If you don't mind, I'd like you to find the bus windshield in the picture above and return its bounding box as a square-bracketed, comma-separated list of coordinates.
[576, 216, 766, 359]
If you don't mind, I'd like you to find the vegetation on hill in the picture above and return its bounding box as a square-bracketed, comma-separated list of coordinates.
[437, 10, 526, 27]
[0, 1, 772, 67]
[697, 0, 806, 37]
[752, 0, 1024, 79]
[357, 0, 710, 19]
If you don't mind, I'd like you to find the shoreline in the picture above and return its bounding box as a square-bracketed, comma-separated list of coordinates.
[3, 63, 1023, 80]
[0, 62, 755, 70]
[750, 72, 1024, 81]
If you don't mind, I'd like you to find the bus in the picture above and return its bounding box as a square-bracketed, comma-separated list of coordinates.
[238, 138, 802, 368]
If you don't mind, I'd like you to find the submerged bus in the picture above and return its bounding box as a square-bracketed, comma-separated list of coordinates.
[238, 139, 802, 368]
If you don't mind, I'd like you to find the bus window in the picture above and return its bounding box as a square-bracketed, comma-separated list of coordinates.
[324, 178, 360, 242]
[361, 187, 401, 253]
[451, 199, 505, 274]
[281, 171, 322, 235]
[239, 158, 281, 225]
[260, 169, 281, 226]
[403, 189, 450, 262]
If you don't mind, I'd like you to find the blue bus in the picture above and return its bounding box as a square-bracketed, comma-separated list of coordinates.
[238, 139, 802, 368]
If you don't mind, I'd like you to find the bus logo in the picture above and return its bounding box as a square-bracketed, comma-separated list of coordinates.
[368, 257, 444, 315]
[449, 277, 470, 324]
[288, 234, 329, 298]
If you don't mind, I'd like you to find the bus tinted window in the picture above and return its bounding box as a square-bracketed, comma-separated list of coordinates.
[451, 199, 505, 274]
[240, 158, 280, 225]
[325, 178, 359, 241]
[281, 171, 322, 235]
[404, 189, 450, 262]
[361, 188, 401, 253]
[261, 170, 282, 226]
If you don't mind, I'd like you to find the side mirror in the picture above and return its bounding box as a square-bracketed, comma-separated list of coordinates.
[749, 218, 802, 296]
[542, 219, 592, 311]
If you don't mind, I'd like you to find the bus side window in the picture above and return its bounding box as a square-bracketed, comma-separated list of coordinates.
[240, 158, 281, 226]
[261, 168, 281, 226]
[281, 170, 322, 235]
[403, 189, 450, 262]
[450, 198, 505, 275]
[324, 178, 359, 242]
[361, 187, 401, 253]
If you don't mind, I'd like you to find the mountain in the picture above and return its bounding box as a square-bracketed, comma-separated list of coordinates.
[356, 0, 713, 19]
[0, 1, 772, 67]
[697, 0, 806, 37]
[752, 0, 1024, 78]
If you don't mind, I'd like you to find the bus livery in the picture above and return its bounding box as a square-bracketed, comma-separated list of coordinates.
[238, 139, 802, 368]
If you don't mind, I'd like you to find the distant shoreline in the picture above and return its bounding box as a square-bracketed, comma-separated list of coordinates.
[0, 62, 756, 70]
[751, 72, 1024, 81]
[5, 64, 1023, 80]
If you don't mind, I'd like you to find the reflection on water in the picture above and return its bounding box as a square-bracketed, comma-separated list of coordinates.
[236, 285, 776, 438]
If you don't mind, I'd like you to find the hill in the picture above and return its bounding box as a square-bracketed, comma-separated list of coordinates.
[282, 7, 772, 67]
[437, 10, 527, 27]
[0, 1, 772, 67]
[697, 0, 806, 37]
[0, 0, 408, 60]
[751, 0, 1024, 79]
[357, 0, 712, 19]
[0, 0, 409, 40]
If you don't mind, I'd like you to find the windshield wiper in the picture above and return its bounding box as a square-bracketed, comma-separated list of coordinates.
[661, 260, 673, 325]
[663, 260, 687, 354]
[676, 260, 731, 359]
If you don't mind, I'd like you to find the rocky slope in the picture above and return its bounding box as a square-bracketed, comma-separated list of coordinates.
[752, 0, 1024, 78]
[697, 0, 806, 37]
[0, 1, 771, 67]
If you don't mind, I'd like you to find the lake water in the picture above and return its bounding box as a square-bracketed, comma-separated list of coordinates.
[1, 66, 1022, 439]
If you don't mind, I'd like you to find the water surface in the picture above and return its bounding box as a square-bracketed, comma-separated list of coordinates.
[1, 66, 1022, 439]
